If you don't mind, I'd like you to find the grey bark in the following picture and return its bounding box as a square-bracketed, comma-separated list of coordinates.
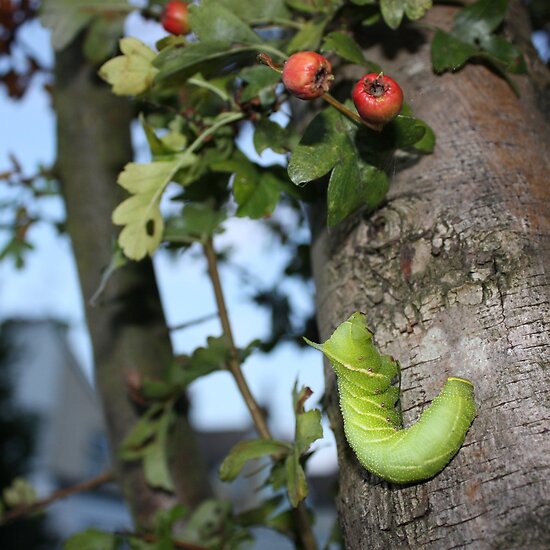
[53, 39, 211, 527]
[309, 6, 550, 549]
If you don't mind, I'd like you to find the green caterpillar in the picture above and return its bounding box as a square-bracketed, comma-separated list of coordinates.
[306, 312, 476, 484]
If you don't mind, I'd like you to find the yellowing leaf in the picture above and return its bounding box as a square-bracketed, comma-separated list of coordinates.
[113, 159, 187, 260]
[99, 37, 158, 95]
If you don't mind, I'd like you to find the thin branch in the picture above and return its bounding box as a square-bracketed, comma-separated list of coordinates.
[203, 238, 271, 439]
[0, 470, 114, 525]
[169, 312, 218, 333]
[202, 239, 318, 550]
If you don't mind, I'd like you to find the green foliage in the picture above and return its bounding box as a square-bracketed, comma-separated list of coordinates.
[119, 403, 175, 491]
[219, 439, 292, 481]
[431, 0, 526, 88]
[99, 38, 159, 96]
[40, 0, 130, 60]
[64, 529, 118, 550]
[379, 0, 432, 29]
[321, 31, 381, 71]
[2, 477, 36, 508]
[289, 106, 431, 225]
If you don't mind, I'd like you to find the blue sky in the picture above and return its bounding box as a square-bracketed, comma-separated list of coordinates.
[0, 15, 337, 474]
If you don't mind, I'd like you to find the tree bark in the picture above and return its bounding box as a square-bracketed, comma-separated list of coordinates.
[310, 6, 550, 549]
[53, 39, 211, 527]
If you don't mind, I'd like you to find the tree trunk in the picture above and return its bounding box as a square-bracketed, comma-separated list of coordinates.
[53, 39, 211, 527]
[309, 6, 550, 549]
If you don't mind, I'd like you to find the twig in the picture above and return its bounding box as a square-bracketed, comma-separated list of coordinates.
[0, 470, 114, 525]
[202, 239, 318, 550]
[169, 312, 218, 332]
[203, 238, 271, 439]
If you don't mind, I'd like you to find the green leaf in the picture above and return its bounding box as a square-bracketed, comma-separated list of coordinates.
[189, 0, 262, 46]
[239, 65, 282, 104]
[153, 505, 188, 538]
[40, 0, 130, 51]
[453, 0, 508, 43]
[99, 37, 158, 96]
[287, 17, 329, 53]
[119, 404, 164, 457]
[326, 156, 360, 227]
[219, 439, 292, 481]
[213, 152, 284, 218]
[405, 0, 432, 21]
[285, 452, 308, 507]
[217, 0, 291, 21]
[234, 171, 283, 218]
[0, 236, 34, 269]
[154, 41, 242, 83]
[113, 156, 195, 260]
[288, 108, 351, 185]
[431, 29, 479, 73]
[285, 0, 326, 13]
[180, 335, 231, 385]
[141, 115, 187, 157]
[295, 409, 323, 456]
[164, 202, 226, 244]
[253, 119, 290, 155]
[321, 31, 369, 66]
[292, 384, 323, 455]
[236, 495, 285, 527]
[478, 35, 527, 74]
[380, 0, 405, 29]
[143, 439, 173, 492]
[83, 15, 125, 64]
[411, 122, 435, 153]
[3, 478, 37, 508]
[64, 529, 117, 550]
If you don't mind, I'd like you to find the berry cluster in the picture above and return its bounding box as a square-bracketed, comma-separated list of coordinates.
[159, 4, 403, 130]
[282, 51, 403, 128]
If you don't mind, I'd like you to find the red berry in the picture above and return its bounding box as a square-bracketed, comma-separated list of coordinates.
[352, 73, 404, 126]
[161, 1, 190, 36]
[282, 51, 333, 100]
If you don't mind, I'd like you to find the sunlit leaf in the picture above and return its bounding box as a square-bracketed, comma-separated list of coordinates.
[112, 155, 195, 260]
[99, 37, 158, 96]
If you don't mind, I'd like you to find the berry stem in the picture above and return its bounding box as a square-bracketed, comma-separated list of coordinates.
[257, 53, 283, 74]
[321, 93, 383, 132]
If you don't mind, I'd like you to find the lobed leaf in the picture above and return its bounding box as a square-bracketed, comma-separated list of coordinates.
[99, 37, 158, 96]
[113, 156, 195, 260]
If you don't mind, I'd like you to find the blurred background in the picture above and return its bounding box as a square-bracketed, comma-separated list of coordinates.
[0, 3, 338, 548]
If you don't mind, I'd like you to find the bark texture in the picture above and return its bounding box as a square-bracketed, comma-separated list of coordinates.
[310, 7, 550, 549]
[54, 40, 211, 526]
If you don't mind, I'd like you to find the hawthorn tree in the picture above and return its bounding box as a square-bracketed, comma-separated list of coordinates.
[1, 0, 549, 549]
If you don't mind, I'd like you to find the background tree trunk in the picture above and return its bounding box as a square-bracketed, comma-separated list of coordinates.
[54, 38, 211, 527]
[309, 6, 549, 548]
